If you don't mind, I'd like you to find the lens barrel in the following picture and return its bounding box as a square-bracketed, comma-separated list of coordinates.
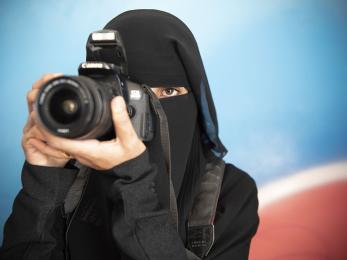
[35, 76, 114, 139]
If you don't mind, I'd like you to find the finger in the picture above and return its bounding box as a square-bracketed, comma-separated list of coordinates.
[26, 89, 40, 113]
[73, 155, 95, 168]
[32, 73, 63, 90]
[111, 96, 138, 144]
[31, 111, 52, 140]
[24, 125, 47, 144]
[28, 138, 71, 159]
[28, 73, 63, 113]
[23, 111, 35, 134]
[31, 112, 61, 143]
[31, 126, 48, 141]
[38, 127, 101, 160]
[24, 112, 50, 143]
[31, 110, 102, 160]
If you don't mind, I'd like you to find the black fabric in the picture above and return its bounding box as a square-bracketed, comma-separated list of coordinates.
[104, 9, 227, 158]
[0, 155, 259, 260]
[159, 93, 197, 197]
[0, 162, 79, 259]
[66, 171, 121, 260]
[176, 122, 206, 245]
[67, 149, 188, 260]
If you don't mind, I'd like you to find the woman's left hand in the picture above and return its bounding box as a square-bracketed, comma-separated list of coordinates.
[32, 96, 146, 170]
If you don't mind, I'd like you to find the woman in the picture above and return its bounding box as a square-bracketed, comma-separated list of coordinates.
[0, 9, 259, 260]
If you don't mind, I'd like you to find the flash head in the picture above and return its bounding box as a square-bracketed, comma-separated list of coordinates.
[86, 29, 128, 75]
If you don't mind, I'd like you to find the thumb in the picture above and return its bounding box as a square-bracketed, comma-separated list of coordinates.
[111, 96, 138, 144]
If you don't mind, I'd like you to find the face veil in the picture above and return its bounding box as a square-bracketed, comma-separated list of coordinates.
[104, 9, 227, 242]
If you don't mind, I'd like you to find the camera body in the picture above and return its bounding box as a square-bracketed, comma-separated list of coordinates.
[35, 30, 154, 141]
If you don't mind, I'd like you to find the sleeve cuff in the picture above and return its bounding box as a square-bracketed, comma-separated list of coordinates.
[108, 149, 151, 180]
[22, 160, 79, 204]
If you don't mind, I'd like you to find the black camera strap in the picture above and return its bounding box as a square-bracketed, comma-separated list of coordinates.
[186, 154, 225, 258]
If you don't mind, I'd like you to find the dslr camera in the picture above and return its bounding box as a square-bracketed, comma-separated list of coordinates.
[35, 30, 154, 141]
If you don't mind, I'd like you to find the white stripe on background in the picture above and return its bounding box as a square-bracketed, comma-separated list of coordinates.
[258, 161, 347, 209]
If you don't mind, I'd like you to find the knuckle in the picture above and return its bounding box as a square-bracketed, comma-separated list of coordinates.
[24, 127, 31, 138]
[32, 80, 43, 90]
[42, 74, 51, 80]
[32, 81, 39, 89]
[36, 74, 52, 86]
[22, 136, 31, 149]
[26, 91, 32, 101]
[27, 91, 36, 102]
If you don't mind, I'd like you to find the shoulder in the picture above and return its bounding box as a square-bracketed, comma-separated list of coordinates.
[208, 162, 260, 258]
[215, 161, 259, 224]
[220, 162, 258, 199]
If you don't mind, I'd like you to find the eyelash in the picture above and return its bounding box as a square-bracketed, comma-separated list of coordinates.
[160, 88, 180, 97]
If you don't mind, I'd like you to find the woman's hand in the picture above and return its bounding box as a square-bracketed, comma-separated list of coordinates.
[32, 95, 146, 170]
[22, 74, 72, 167]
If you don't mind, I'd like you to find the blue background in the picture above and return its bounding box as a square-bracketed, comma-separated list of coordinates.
[1, 0, 346, 243]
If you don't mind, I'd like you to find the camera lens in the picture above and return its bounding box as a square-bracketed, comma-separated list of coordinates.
[49, 88, 81, 124]
[35, 75, 116, 139]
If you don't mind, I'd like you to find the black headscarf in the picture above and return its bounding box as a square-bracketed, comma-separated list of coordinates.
[104, 9, 227, 242]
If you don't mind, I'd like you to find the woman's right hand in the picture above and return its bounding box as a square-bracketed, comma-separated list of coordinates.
[22, 74, 72, 167]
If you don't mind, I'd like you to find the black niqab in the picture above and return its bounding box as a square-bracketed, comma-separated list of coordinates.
[104, 9, 227, 242]
[104, 9, 227, 158]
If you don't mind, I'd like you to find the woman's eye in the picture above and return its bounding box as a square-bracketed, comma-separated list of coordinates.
[161, 88, 179, 97]
[150, 86, 188, 99]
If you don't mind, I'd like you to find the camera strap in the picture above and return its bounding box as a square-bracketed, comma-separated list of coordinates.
[186, 154, 225, 259]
